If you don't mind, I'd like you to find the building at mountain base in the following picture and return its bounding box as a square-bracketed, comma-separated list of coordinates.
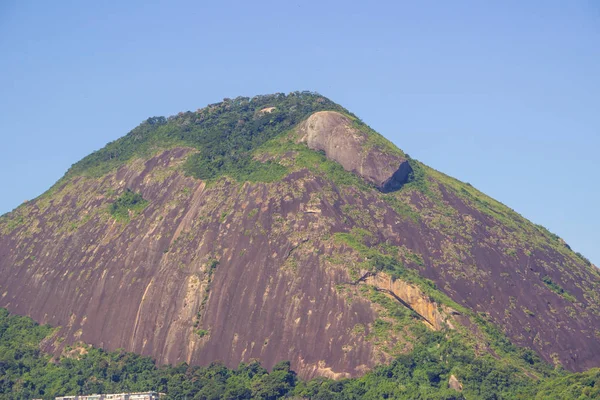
[54, 392, 163, 400]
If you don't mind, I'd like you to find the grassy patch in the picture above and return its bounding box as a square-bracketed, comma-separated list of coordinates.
[0, 212, 25, 235]
[542, 275, 576, 302]
[184, 153, 288, 183]
[382, 193, 421, 223]
[108, 189, 148, 222]
[195, 329, 209, 338]
[66, 92, 351, 185]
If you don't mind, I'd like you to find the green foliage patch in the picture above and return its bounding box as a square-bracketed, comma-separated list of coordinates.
[66, 92, 351, 184]
[108, 189, 148, 222]
[333, 229, 439, 299]
[541, 275, 576, 302]
[258, 137, 374, 190]
[332, 228, 571, 385]
[0, 212, 25, 235]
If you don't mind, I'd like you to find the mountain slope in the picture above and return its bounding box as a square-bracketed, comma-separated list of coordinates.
[1, 92, 599, 381]
[3, 308, 600, 399]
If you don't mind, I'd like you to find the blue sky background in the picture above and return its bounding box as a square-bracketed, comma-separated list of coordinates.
[0, 1, 598, 264]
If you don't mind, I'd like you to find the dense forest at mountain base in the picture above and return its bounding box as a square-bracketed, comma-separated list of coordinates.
[1, 309, 598, 400]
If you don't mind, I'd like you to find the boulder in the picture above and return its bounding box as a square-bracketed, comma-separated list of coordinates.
[449, 374, 463, 391]
[297, 111, 412, 192]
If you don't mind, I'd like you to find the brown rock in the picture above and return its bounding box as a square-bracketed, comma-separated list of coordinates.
[297, 111, 412, 192]
[449, 374, 463, 391]
[364, 273, 452, 331]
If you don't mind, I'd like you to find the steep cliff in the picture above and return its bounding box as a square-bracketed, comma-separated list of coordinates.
[1, 92, 599, 380]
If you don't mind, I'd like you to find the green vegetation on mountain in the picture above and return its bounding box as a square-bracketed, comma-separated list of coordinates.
[62, 88, 593, 278]
[39, 92, 597, 278]
[0, 309, 598, 399]
[330, 227, 564, 381]
[2, 92, 599, 398]
[66, 92, 351, 182]
[109, 189, 148, 222]
[541, 275, 576, 302]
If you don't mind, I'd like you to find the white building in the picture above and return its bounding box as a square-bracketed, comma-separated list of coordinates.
[55, 392, 163, 400]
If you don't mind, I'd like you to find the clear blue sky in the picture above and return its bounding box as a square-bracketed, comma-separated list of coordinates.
[1, 1, 598, 264]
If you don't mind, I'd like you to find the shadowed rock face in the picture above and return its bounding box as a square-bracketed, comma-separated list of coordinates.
[297, 111, 412, 192]
[449, 375, 463, 392]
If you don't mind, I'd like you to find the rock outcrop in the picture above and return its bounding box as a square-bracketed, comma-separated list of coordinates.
[364, 273, 454, 331]
[297, 111, 412, 192]
[449, 374, 463, 391]
[0, 149, 386, 380]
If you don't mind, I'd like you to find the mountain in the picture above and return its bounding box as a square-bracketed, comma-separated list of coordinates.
[1, 92, 599, 387]
[2, 309, 599, 399]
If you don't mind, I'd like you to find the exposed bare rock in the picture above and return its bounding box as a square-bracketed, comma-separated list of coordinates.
[297, 111, 412, 192]
[259, 107, 276, 114]
[364, 273, 453, 331]
[449, 374, 463, 391]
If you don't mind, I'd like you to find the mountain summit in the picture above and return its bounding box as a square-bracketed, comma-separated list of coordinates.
[1, 92, 599, 381]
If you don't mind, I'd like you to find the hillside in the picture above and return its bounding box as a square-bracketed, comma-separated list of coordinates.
[1, 309, 599, 399]
[1, 92, 599, 389]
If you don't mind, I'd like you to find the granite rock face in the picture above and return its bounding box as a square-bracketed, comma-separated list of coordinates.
[1, 108, 600, 380]
[297, 111, 412, 192]
[0, 149, 387, 380]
